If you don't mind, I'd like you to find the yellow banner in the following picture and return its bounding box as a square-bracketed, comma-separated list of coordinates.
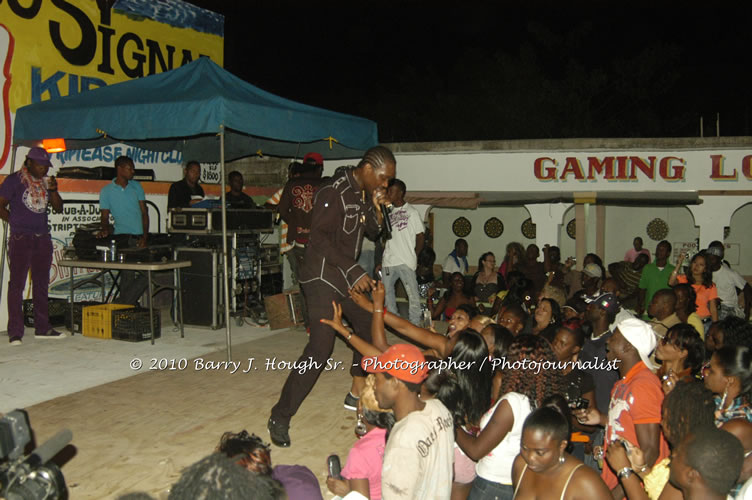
[1, 0, 223, 110]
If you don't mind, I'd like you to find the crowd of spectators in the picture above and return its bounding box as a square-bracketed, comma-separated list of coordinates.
[119, 236, 752, 499]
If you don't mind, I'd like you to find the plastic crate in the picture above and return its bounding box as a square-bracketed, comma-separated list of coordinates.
[82, 304, 134, 339]
[65, 301, 103, 334]
[111, 308, 161, 342]
[23, 299, 68, 328]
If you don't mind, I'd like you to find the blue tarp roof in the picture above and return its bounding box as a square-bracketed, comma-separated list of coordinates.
[13, 57, 378, 161]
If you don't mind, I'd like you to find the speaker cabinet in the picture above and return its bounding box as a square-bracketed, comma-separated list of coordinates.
[175, 247, 224, 329]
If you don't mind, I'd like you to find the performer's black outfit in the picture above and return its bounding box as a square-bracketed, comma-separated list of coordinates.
[270, 168, 381, 431]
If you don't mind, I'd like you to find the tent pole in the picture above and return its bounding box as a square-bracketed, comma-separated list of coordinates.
[0, 145, 19, 308]
[220, 126, 232, 362]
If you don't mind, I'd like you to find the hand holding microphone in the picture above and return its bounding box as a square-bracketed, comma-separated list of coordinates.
[373, 187, 392, 239]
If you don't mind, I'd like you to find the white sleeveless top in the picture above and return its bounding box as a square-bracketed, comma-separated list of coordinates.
[476, 392, 532, 485]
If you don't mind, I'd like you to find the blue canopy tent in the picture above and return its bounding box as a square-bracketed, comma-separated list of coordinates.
[7, 57, 378, 359]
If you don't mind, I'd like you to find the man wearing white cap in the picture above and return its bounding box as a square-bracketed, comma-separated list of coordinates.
[576, 262, 602, 304]
[576, 317, 669, 496]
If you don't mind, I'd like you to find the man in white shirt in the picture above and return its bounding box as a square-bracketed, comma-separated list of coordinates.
[442, 238, 468, 286]
[363, 344, 454, 500]
[378, 179, 424, 325]
[707, 242, 751, 320]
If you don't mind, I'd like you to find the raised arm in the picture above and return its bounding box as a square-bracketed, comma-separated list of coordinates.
[320, 301, 382, 358]
[369, 281, 391, 352]
[351, 288, 450, 357]
[668, 253, 684, 286]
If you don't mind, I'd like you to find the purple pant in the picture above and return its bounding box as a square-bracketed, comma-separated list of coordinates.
[7, 233, 53, 338]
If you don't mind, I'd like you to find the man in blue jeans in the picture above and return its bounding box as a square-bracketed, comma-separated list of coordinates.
[377, 178, 424, 325]
[0, 147, 65, 345]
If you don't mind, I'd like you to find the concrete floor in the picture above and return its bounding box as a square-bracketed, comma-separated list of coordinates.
[1, 310, 278, 413]
[0, 310, 365, 499]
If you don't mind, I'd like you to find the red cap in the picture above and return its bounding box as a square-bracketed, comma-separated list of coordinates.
[303, 152, 324, 166]
[361, 344, 428, 384]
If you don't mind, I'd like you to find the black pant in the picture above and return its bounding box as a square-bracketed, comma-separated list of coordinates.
[271, 280, 373, 425]
[291, 245, 310, 326]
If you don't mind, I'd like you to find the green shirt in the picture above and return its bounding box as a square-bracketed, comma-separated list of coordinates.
[638, 261, 675, 311]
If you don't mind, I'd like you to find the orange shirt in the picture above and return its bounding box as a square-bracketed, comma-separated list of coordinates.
[677, 275, 718, 319]
[602, 361, 670, 490]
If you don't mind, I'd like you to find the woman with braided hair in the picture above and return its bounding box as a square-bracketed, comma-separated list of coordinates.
[456, 334, 566, 500]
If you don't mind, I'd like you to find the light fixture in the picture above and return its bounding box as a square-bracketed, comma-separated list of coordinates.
[42, 138, 66, 153]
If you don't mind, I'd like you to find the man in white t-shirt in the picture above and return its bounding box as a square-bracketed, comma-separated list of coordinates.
[363, 344, 454, 500]
[378, 179, 424, 325]
[442, 238, 469, 286]
[707, 242, 751, 320]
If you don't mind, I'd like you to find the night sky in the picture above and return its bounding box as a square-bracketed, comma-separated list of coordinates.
[187, 4, 752, 142]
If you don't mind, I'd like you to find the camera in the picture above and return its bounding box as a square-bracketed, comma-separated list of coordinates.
[567, 397, 589, 410]
[0, 409, 72, 500]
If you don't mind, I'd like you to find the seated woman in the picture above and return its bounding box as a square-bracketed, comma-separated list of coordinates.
[512, 406, 611, 499]
[455, 335, 565, 499]
[530, 297, 561, 342]
[656, 323, 705, 394]
[215, 430, 322, 499]
[705, 315, 752, 356]
[429, 271, 476, 321]
[471, 252, 506, 311]
[669, 252, 718, 328]
[604, 380, 716, 500]
[672, 283, 705, 338]
[326, 375, 395, 500]
[702, 344, 752, 426]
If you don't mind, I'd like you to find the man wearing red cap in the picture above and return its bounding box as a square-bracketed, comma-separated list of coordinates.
[363, 344, 454, 499]
[0, 147, 65, 344]
[278, 153, 324, 292]
[268, 146, 395, 448]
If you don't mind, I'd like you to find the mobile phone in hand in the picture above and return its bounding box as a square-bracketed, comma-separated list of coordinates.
[327, 454, 342, 479]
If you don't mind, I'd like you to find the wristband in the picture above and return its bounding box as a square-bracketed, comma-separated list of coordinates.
[617, 467, 634, 480]
[373, 309, 383, 313]
[635, 463, 648, 473]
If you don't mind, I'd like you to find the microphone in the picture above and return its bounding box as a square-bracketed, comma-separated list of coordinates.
[381, 203, 392, 240]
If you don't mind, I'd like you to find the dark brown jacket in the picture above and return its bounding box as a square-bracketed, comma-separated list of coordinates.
[299, 168, 381, 295]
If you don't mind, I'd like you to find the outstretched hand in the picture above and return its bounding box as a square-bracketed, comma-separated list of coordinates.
[350, 288, 374, 313]
[320, 301, 348, 337]
[372, 280, 386, 308]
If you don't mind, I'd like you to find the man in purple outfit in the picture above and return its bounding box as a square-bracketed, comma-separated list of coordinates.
[0, 147, 65, 345]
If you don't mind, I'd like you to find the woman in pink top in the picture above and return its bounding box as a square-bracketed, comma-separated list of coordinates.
[669, 252, 718, 325]
[327, 375, 394, 500]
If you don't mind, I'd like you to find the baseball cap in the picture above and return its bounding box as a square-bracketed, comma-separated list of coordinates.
[616, 317, 658, 370]
[302, 152, 324, 166]
[361, 344, 428, 384]
[592, 292, 619, 314]
[706, 246, 723, 257]
[583, 263, 603, 278]
[26, 147, 52, 167]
